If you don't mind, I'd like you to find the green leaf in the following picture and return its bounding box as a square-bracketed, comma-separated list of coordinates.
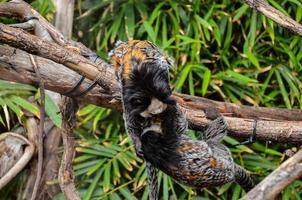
[163, 174, 169, 200]
[83, 168, 103, 200]
[143, 21, 156, 43]
[125, 3, 135, 38]
[42, 93, 62, 127]
[11, 96, 39, 117]
[233, 4, 249, 21]
[201, 69, 211, 96]
[232, 184, 241, 200]
[175, 64, 192, 90]
[248, 11, 257, 48]
[194, 15, 213, 31]
[275, 70, 291, 109]
[103, 163, 112, 192]
[0, 80, 36, 91]
[246, 51, 260, 69]
[3, 98, 23, 118]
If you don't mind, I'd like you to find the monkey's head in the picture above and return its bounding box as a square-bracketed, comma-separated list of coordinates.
[122, 60, 176, 117]
[110, 40, 175, 117]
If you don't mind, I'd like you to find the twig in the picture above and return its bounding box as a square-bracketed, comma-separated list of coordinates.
[0, 132, 35, 189]
[58, 97, 81, 200]
[29, 54, 45, 200]
[240, 148, 302, 200]
[243, 0, 302, 36]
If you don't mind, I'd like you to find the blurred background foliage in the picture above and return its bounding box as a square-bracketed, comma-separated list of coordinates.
[0, 0, 302, 199]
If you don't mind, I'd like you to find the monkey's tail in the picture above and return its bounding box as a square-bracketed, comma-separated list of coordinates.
[234, 164, 254, 192]
[146, 161, 158, 200]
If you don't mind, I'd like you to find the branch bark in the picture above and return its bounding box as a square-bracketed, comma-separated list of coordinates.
[243, 0, 302, 36]
[240, 148, 302, 200]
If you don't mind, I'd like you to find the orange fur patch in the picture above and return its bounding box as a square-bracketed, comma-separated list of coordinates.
[111, 40, 156, 80]
[208, 158, 217, 167]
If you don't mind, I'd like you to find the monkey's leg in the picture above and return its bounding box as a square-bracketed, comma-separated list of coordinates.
[234, 164, 254, 192]
[232, 118, 257, 146]
[146, 161, 158, 200]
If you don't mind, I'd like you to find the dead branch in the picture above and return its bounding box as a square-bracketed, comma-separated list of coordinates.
[240, 148, 302, 200]
[0, 132, 34, 189]
[243, 0, 302, 36]
[58, 97, 81, 200]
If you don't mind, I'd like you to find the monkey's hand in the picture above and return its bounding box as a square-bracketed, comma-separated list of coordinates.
[204, 107, 221, 120]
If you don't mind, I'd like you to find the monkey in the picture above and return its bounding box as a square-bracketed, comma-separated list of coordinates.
[110, 40, 177, 200]
[141, 105, 254, 192]
[109, 40, 176, 156]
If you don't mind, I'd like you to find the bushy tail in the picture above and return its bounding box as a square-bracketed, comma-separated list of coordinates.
[146, 161, 158, 200]
[234, 164, 254, 192]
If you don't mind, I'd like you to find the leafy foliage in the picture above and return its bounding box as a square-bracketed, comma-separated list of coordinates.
[0, 0, 302, 199]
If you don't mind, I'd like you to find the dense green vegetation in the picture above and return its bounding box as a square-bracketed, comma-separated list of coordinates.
[0, 0, 302, 199]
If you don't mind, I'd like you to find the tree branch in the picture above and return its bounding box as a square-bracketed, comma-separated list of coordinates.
[240, 148, 302, 200]
[243, 0, 302, 36]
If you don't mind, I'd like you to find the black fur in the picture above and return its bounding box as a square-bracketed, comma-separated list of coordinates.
[122, 60, 175, 116]
[141, 129, 180, 171]
[141, 105, 185, 171]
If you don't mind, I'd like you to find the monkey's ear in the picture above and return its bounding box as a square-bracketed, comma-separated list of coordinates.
[162, 96, 176, 105]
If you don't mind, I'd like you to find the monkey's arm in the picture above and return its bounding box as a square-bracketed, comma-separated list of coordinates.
[123, 112, 148, 156]
[160, 105, 188, 137]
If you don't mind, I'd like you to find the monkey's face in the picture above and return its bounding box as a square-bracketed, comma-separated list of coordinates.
[122, 60, 175, 117]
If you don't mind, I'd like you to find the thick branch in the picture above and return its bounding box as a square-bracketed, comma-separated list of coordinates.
[1, 46, 302, 144]
[243, 0, 302, 36]
[241, 148, 302, 200]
